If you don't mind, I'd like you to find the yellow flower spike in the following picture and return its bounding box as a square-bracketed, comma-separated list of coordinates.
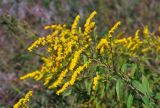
[134, 29, 140, 39]
[69, 46, 88, 71]
[44, 24, 60, 30]
[44, 25, 51, 30]
[64, 40, 76, 58]
[44, 75, 53, 86]
[60, 33, 66, 43]
[48, 69, 68, 89]
[84, 11, 97, 27]
[84, 22, 96, 36]
[56, 82, 70, 95]
[83, 11, 97, 44]
[71, 15, 80, 35]
[143, 26, 149, 35]
[55, 45, 63, 63]
[114, 38, 127, 44]
[69, 63, 87, 85]
[51, 25, 57, 29]
[96, 38, 108, 49]
[35, 72, 43, 81]
[56, 61, 91, 95]
[51, 30, 59, 37]
[96, 38, 109, 54]
[13, 91, 33, 108]
[130, 43, 138, 51]
[27, 37, 46, 52]
[92, 74, 100, 91]
[100, 46, 104, 54]
[127, 42, 133, 49]
[108, 21, 121, 38]
[143, 26, 149, 39]
[20, 71, 41, 80]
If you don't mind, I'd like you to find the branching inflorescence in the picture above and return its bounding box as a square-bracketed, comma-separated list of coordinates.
[20, 11, 97, 95]
[20, 11, 160, 94]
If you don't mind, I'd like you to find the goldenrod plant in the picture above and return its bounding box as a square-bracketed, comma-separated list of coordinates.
[17, 11, 160, 107]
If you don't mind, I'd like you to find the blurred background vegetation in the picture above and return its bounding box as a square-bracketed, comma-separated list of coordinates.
[0, 0, 160, 107]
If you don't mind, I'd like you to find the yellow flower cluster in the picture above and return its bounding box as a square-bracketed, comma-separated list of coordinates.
[13, 91, 33, 108]
[96, 38, 109, 54]
[20, 11, 97, 95]
[20, 71, 42, 81]
[48, 69, 68, 89]
[69, 45, 88, 71]
[97, 22, 160, 57]
[28, 25, 63, 52]
[92, 74, 100, 91]
[108, 21, 121, 38]
[96, 21, 121, 54]
[28, 37, 46, 52]
[56, 61, 91, 95]
[83, 11, 97, 43]
[71, 15, 80, 35]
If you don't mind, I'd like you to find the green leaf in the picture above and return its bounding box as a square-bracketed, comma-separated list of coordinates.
[62, 89, 72, 97]
[104, 82, 108, 92]
[127, 94, 133, 108]
[130, 64, 137, 78]
[116, 79, 122, 101]
[142, 96, 149, 105]
[155, 92, 160, 100]
[101, 83, 108, 98]
[96, 65, 100, 72]
[121, 64, 127, 73]
[140, 64, 144, 73]
[83, 55, 87, 63]
[84, 80, 92, 95]
[143, 104, 150, 108]
[142, 75, 151, 96]
[95, 98, 100, 108]
[132, 80, 146, 95]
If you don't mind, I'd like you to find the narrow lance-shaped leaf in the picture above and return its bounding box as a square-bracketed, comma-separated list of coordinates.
[116, 79, 122, 101]
[142, 75, 151, 96]
[132, 80, 146, 95]
[127, 94, 133, 108]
